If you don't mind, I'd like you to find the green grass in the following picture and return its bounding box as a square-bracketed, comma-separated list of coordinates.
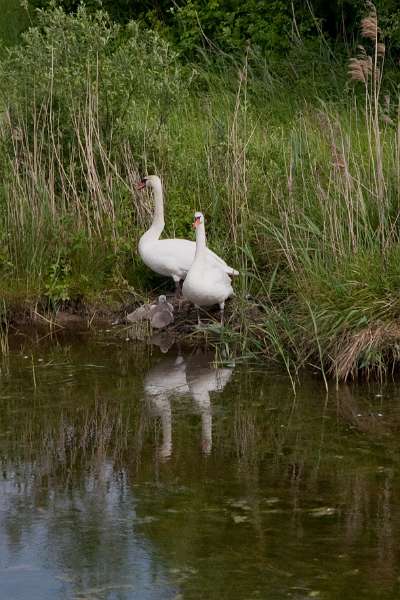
[1, 5, 400, 379]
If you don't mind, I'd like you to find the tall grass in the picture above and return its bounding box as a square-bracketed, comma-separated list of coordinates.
[1, 4, 400, 379]
[251, 3, 400, 380]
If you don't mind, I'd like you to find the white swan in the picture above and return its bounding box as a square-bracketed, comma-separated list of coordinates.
[182, 212, 234, 323]
[136, 176, 238, 292]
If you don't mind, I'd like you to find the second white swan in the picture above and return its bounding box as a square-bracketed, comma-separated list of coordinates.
[182, 212, 234, 323]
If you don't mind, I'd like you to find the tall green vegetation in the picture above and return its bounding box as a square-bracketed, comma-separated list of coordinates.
[0, 7, 188, 301]
[1, 3, 400, 379]
[28, 0, 400, 57]
[248, 3, 400, 381]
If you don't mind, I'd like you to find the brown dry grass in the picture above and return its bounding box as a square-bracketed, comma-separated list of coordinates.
[331, 323, 400, 381]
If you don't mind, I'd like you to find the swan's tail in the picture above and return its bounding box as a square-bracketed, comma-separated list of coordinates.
[226, 266, 239, 277]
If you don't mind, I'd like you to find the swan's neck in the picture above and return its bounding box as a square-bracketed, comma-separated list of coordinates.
[195, 222, 207, 260]
[141, 180, 165, 245]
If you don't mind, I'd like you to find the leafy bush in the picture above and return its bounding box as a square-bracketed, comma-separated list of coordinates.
[26, 0, 400, 59]
[1, 6, 185, 138]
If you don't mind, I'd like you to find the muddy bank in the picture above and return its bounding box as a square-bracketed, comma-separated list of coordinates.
[5, 294, 265, 354]
[6, 295, 400, 381]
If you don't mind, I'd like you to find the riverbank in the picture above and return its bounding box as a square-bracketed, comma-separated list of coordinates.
[3, 292, 264, 355]
[5, 285, 400, 385]
[2, 6, 400, 380]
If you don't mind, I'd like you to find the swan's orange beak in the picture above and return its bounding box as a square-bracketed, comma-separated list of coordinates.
[192, 216, 201, 229]
[136, 179, 146, 191]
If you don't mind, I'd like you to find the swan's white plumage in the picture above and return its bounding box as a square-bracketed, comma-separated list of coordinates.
[137, 176, 238, 284]
[182, 212, 234, 314]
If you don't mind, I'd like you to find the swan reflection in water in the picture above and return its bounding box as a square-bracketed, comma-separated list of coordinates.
[143, 352, 234, 459]
[186, 354, 233, 455]
[144, 355, 188, 460]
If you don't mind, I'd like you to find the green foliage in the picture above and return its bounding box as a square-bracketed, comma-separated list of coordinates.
[25, 0, 400, 59]
[297, 248, 400, 339]
[45, 256, 74, 304]
[2, 6, 184, 135]
[0, 0, 30, 47]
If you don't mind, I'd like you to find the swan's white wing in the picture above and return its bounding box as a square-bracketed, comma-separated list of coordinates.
[158, 239, 238, 276]
[141, 238, 238, 280]
[206, 247, 239, 276]
[153, 239, 195, 273]
[139, 239, 194, 279]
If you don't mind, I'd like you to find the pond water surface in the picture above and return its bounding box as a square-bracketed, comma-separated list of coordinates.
[0, 331, 399, 599]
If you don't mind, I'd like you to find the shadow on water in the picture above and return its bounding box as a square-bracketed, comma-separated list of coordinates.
[0, 331, 400, 599]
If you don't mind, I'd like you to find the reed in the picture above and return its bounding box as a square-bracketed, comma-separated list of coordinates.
[225, 2, 400, 381]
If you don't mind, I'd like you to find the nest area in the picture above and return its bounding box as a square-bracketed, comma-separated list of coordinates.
[121, 296, 243, 353]
[5, 293, 264, 355]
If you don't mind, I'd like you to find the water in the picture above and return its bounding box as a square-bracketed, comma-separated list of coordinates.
[0, 331, 399, 599]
